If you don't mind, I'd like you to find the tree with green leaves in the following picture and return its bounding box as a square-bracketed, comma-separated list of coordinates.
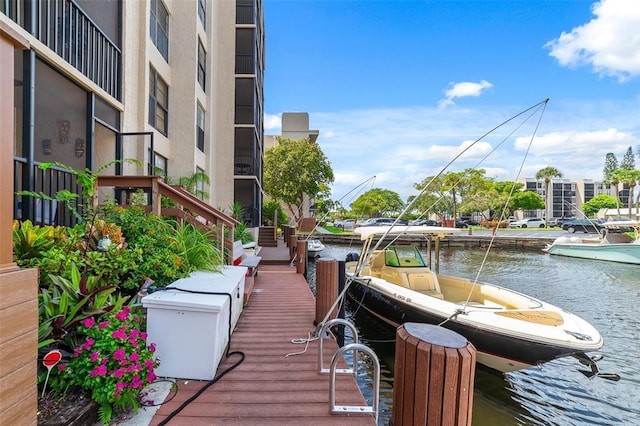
[581, 194, 618, 217]
[612, 168, 640, 217]
[350, 188, 405, 218]
[412, 168, 493, 220]
[263, 137, 334, 225]
[620, 146, 635, 170]
[603, 152, 618, 181]
[535, 166, 563, 220]
[512, 190, 545, 213]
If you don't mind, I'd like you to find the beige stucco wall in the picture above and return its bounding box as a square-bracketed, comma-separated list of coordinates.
[120, 0, 235, 210]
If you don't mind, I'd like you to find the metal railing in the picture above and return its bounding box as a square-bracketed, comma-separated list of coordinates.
[1, 0, 121, 100]
[13, 158, 81, 228]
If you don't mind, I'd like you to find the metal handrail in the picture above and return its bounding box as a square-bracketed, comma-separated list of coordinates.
[329, 343, 380, 422]
[318, 318, 358, 374]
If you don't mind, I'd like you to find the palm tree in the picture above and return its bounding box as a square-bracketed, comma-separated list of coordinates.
[614, 169, 640, 218]
[607, 168, 624, 217]
[535, 166, 563, 222]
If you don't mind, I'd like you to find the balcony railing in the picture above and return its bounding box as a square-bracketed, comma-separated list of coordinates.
[1, 0, 121, 100]
[234, 155, 259, 177]
[236, 2, 255, 25]
[13, 158, 81, 228]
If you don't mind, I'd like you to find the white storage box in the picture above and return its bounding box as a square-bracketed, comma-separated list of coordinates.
[142, 266, 247, 380]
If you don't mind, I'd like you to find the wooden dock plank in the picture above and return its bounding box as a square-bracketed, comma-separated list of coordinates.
[150, 258, 376, 425]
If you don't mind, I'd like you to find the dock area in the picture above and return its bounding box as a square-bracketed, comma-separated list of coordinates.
[150, 238, 376, 425]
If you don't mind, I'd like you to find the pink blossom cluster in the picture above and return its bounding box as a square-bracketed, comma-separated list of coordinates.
[57, 306, 159, 400]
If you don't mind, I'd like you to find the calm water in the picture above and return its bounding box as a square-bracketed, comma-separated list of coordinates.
[306, 244, 640, 425]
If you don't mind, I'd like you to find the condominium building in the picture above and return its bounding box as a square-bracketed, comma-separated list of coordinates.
[521, 178, 621, 219]
[3, 0, 264, 227]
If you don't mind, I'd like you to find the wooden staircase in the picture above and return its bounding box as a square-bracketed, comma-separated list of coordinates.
[258, 226, 278, 247]
[95, 175, 238, 263]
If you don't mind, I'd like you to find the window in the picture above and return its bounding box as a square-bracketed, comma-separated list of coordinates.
[198, 0, 206, 29]
[197, 39, 206, 91]
[149, 68, 168, 135]
[150, 151, 168, 176]
[150, 0, 169, 61]
[196, 103, 205, 152]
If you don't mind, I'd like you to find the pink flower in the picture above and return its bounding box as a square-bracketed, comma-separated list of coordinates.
[129, 339, 139, 348]
[149, 343, 156, 353]
[112, 368, 125, 378]
[113, 349, 126, 361]
[141, 332, 148, 341]
[147, 371, 156, 383]
[98, 320, 110, 330]
[90, 351, 100, 362]
[82, 317, 95, 328]
[58, 363, 67, 371]
[115, 306, 131, 321]
[129, 329, 140, 340]
[133, 316, 141, 323]
[129, 352, 139, 363]
[145, 359, 155, 369]
[90, 365, 107, 377]
[131, 374, 143, 389]
[112, 327, 127, 340]
[116, 382, 127, 391]
[82, 338, 95, 351]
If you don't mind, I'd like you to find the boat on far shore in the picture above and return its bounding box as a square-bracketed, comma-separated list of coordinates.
[306, 239, 325, 257]
[543, 220, 640, 264]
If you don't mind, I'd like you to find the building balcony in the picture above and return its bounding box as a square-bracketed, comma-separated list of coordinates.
[1, 0, 121, 100]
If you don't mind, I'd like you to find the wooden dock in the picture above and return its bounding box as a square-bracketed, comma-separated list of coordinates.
[150, 239, 376, 425]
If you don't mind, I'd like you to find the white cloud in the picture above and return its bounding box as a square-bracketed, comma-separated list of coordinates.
[263, 113, 281, 130]
[438, 80, 493, 108]
[545, 0, 640, 81]
[304, 103, 640, 201]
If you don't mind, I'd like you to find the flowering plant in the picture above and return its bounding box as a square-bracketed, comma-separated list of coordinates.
[56, 306, 160, 424]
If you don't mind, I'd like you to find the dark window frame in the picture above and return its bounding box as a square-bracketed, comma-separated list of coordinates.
[197, 39, 206, 91]
[149, 67, 169, 135]
[150, 0, 169, 61]
[198, 0, 206, 29]
[196, 103, 205, 152]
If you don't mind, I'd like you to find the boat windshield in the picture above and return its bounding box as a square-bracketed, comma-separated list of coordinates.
[384, 246, 427, 267]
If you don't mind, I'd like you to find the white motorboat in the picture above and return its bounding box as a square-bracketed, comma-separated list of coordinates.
[306, 239, 325, 257]
[544, 220, 640, 264]
[344, 226, 615, 377]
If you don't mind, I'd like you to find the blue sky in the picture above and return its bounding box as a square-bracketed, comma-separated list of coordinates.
[263, 0, 640, 203]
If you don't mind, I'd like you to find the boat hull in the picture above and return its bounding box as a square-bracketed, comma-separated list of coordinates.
[346, 277, 600, 373]
[544, 242, 640, 264]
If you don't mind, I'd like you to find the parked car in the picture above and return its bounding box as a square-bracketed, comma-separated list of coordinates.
[507, 218, 546, 228]
[547, 217, 572, 227]
[409, 219, 438, 226]
[562, 219, 604, 233]
[334, 219, 356, 230]
[360, 217, 409, 227]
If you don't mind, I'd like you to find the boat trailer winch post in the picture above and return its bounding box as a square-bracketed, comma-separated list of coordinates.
[318, 318, 359, 374]
[329, 343, 380, 422]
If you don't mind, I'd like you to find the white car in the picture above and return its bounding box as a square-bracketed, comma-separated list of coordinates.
[508, 218, 546, 228]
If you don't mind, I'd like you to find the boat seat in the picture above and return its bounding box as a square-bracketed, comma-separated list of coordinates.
[408, 272, 444, 299]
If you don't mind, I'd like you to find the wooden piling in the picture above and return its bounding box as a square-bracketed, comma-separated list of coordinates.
[289, 234, 298, 261]
[315, 258, 338, 325]
[392, 323, 476, 426]
[295, 240, 306, 274]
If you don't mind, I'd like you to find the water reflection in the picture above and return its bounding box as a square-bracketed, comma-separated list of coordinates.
[307, 244, 640, 426]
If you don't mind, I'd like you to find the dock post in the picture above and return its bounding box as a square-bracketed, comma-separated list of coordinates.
[315, 258, 338, 325]
[289, 234, 298, 261]
[393, 323, 476, 426]
[296, 240, 306, 274]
